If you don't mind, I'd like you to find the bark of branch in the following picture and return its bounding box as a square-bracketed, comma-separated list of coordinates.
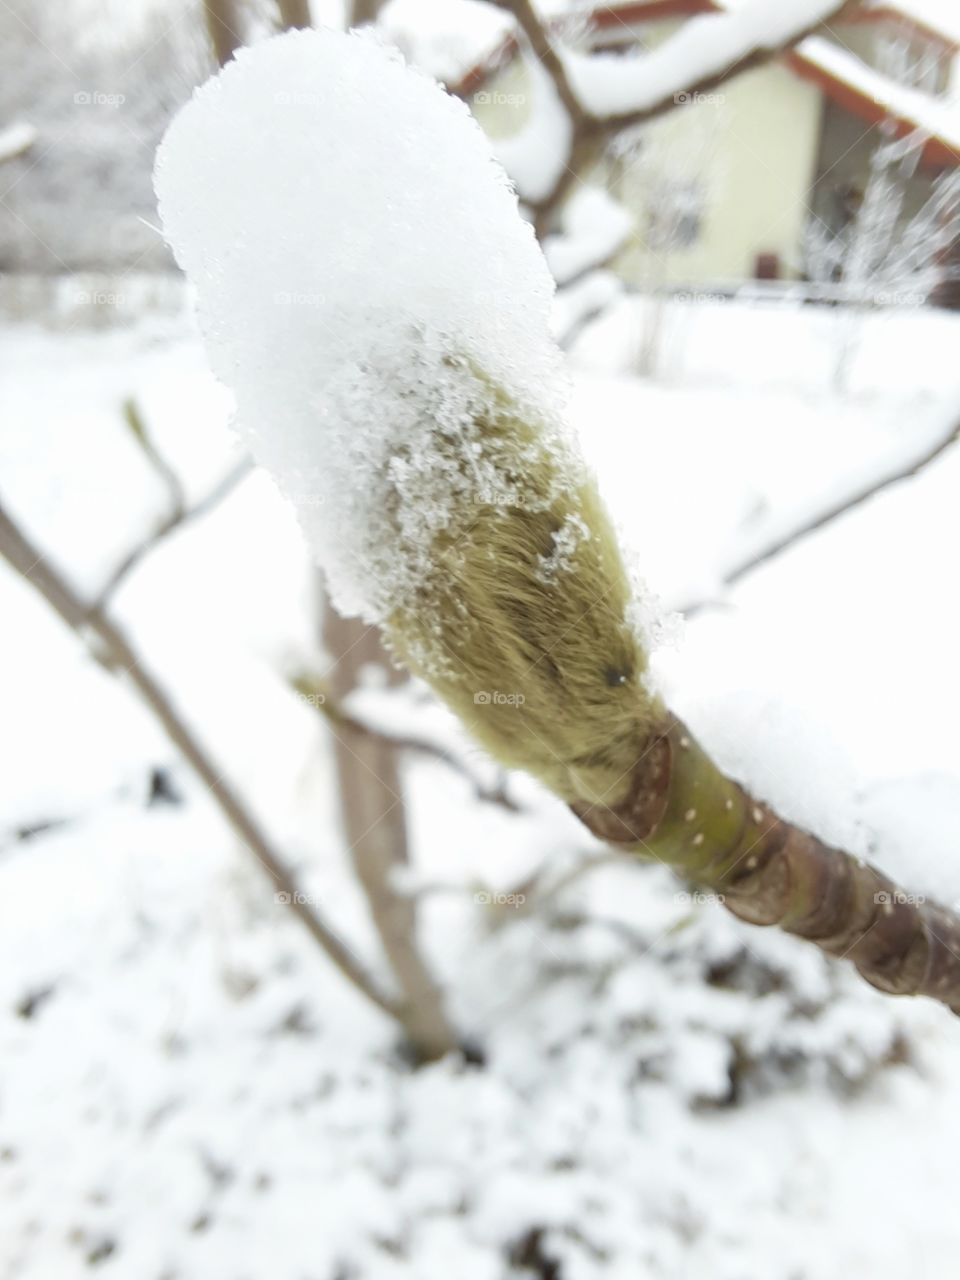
[0, 501, 400, 1022]
[489, 0, 587, 128]
[573, 713, 960, 1015]
[276, 0, 312, 30]
[349, 0, 386, 27]
[203, 0, 246, 66]
[322, 602, 460, 1060]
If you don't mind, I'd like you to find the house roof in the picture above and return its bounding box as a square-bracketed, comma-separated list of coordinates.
[788, 35, 960, 167]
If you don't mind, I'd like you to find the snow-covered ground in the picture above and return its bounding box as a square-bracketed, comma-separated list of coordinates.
[3, 297, 960, 1278]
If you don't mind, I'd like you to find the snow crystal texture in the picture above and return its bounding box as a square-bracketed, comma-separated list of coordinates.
[154, 28, 566, 623]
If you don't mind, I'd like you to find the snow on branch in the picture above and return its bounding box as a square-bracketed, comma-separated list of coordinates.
[563, 0, 860, 121]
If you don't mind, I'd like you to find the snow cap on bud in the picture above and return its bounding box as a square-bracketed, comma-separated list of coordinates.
[155, 27, 658, 804]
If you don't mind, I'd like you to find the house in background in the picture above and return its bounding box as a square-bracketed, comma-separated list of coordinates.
[464, 1, 960, 291]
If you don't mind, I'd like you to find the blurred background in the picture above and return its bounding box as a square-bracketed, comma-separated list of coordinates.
[3, 2, 960, 1277]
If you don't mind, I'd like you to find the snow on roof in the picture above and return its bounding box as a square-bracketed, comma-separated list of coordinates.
[793, 34, 960, 160]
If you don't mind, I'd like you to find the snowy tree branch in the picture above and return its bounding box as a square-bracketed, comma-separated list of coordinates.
[682, 409, 960, 615]
[0, 500, 402, 1023]
[487, 0, 864, 235]
[489, 0, 588, 129]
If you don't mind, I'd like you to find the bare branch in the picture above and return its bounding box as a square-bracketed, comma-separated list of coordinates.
[294, 672, 521, 812]
[0, 500, 401, 1022]
[95, 457, 253, 609]
[122, 398, 185, 521]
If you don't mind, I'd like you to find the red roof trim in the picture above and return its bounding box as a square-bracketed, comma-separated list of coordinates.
[589, 0, 715, 26]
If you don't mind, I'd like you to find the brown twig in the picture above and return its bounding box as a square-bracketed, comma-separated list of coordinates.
[295, 674, 521, 812]
[95, 456, 253, 608]
[490, 0, 588, 127]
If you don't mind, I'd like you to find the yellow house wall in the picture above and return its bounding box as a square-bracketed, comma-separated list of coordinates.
[611, 61, 824, 284]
